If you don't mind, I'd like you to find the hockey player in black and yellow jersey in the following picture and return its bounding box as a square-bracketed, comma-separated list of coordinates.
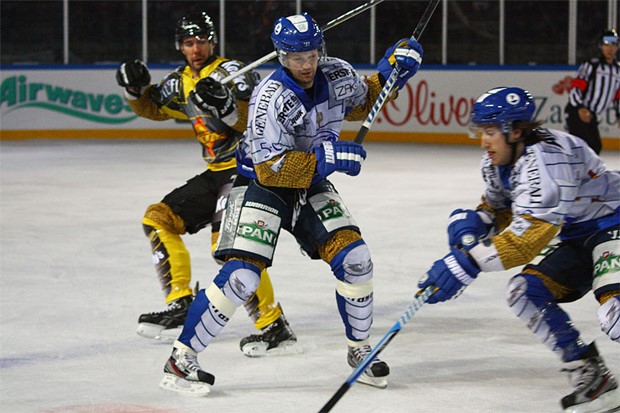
[116, 11, 300, 357]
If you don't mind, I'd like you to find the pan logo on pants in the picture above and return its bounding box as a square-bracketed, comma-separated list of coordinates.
[237, 220, 277, 247]
[318, 199, 347, 222]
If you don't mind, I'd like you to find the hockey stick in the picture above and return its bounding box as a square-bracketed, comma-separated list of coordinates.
[354, 0, 440, 144]
[220, 0, 386, 84]
[318, 286, 435, 413]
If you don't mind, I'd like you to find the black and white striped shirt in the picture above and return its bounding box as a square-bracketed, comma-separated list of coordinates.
[568, 56, 620, 115]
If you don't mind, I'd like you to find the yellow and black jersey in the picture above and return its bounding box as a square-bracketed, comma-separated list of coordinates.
[128, 56, 260, 171]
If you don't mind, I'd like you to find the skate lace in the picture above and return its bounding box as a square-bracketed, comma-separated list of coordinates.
[352, 345, 377, 364]
[177, 349, 201, 373]
[146, 300, 181, 316]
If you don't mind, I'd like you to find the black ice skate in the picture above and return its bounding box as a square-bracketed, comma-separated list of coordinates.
[136, 295, 192, 343]
[239, 314, 302, 357]
[561, 343, 620, 413]
[159, 340, 215, 397]
[347, 343, 390, 389]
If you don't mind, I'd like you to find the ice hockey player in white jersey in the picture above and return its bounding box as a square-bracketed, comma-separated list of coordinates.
[158, 12, 423, 396]
[418, 86, 620, 413]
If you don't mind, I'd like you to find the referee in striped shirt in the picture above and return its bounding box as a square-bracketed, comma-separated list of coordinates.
[565, 29, 619, 154]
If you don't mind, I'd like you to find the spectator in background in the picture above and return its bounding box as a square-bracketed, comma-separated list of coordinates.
[565, 29, 620, 154]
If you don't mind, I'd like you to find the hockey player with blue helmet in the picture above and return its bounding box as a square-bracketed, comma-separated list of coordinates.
[159, 11, 423, 396]
[419, 86, 620, 412]
[116, 11, 299, 355]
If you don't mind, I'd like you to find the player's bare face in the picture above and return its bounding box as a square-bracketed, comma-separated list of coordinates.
[285, 50, 319, 89]
[478, 125, 515, 165]
[181, 36, 215, 75]
[600, 43, 619, 64]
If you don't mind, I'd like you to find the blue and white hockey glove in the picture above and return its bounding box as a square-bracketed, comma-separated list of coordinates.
[315, 141, 367, 178]
[377, 38, 423, 91]
[447, 209, 495, 250]
[418, 247, 480, 304]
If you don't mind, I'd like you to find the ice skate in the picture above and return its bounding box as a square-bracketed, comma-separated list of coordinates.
[561, 343, 620, 413]
[239, 314, 302, 357]
[136, 295, 192, 343]
[347, 343, 390, 389]
[159, 340, 215, 397]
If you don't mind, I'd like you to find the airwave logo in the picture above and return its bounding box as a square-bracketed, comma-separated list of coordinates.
[1, 75, 137, 124]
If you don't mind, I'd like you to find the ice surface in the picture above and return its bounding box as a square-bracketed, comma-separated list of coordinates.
[1, 139, 618, 413]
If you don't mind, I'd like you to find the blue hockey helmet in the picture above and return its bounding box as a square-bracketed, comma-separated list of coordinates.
[175, 12, 217, 50]
[470, 87, 536, 135]
[271, 13, 325, 65]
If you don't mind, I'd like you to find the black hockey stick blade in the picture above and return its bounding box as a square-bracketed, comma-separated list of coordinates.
[354, 0, 440, 144]
[318, 286, 434, 412]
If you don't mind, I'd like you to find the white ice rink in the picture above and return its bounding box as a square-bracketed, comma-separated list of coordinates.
[1, 139, 618, 413]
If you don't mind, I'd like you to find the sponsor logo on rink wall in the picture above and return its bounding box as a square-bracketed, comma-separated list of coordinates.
[1, 74, 137, 124]
[1, 66, 618, 146]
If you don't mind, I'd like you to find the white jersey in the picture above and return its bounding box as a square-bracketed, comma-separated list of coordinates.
[481, 128, 620, 238]
[238, 57, 369, 173]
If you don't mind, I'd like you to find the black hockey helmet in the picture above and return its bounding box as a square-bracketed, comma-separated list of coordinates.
[600, 29, 618, 45]
[175, 12, 217, 50]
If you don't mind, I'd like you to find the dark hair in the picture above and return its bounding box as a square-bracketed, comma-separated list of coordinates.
[513, 120, 545, 145]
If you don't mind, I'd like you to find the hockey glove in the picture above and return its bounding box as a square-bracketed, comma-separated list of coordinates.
[315, 141, 367, 178]
[447, 209, 495, 250]
[116, 60, 151, 97]
[418, 247, 480, 304]
[377, 38, 423, 91]
[190, 77, 236, 120]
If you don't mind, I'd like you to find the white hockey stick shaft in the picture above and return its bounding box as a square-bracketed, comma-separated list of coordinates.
[318, 286, 435, 413]
[354, 0, 440, 144]
[220, 0, 387, 85]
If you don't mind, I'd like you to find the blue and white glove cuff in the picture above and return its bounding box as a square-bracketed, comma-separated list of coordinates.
[395, 48, 422, 66]
[321, 141, 365, 165]
[443, 254, 476, 286]
[336, 149, 365, 164]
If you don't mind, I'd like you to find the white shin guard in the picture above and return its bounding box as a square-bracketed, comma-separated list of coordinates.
[188, 265, 261, 352]
[336, 279, 374, 341]
[598, 296, 620, 342]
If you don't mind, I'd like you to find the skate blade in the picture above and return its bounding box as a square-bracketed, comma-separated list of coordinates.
[136, 323, 181, 343]
[159, 373, 211, 397]
[241, 340, 303, 358]
[564, 388, 620, 413]
[356, 372, 388, 389]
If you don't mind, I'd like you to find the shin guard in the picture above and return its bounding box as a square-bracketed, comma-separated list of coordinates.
[179, 260, 261, 352]
[507, 274, 587, 361]
[244, 269, 282, 330]
[331, 241, 374, 342]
